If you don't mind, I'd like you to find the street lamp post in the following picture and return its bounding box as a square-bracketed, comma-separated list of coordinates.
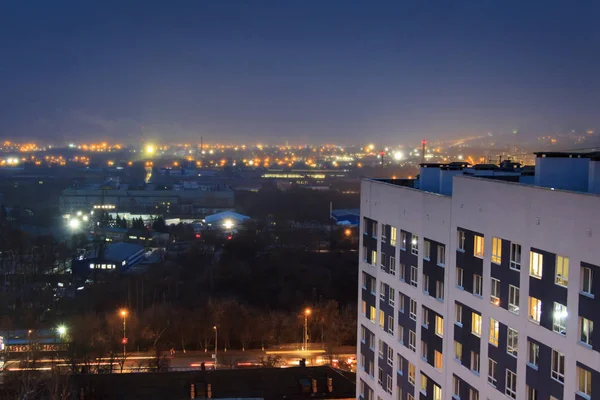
[213, 326, 218, 370]
[303, 308, 311, 351]
[120, 309, 128, 359]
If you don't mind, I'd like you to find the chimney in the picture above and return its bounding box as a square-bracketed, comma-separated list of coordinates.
[534, 152, 590, 192]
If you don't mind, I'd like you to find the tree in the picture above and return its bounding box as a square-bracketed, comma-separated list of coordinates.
[131, 217, 145, 230]
[152, 217, 168, 233]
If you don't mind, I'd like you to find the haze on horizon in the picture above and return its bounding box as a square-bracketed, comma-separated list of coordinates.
[1, 1, 599, 145]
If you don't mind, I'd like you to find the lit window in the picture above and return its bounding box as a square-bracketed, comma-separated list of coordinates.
[577, 365, 592, 397]
[408, 362, 415, 384]
[435, 315, 444, 337]
[507, 328, 518, 357]
[410, 266, 418, 287]
[527, 340, 539, 367]
[491, 237, 502, 264]
[454, 341, 462, 362]
[420, 373, 428, 394]
[552, 302, 567, 335]
[370, 306, 376, 323]
[434, 350, 443, 369]
[580, 316, 593, 345]
[473, 274, 483, 296]
[488, 358, 497, 386]
[470, 351, 480, 373]
[436, 281, 444, 301]
[581, 266, 593, 295]
[452, 375, 460, 397]
[551, 350, 565, 383]
[505, 369, 517, 399]
[409, 299, 417, 320]
[433, 384, 442, 400]
[471, 313, 482, 337]
[457, 230, 465, 251]
[371, 250, 377, 266]
[508, 285, 520, 314]
[390, 227, 397, 246]
[510, 243, 521, 270]
[455, 303, 463, 325]
[408, 330, 416, 352]
[529, 251, 543, 279]
[423, 240, 431, 259]
[489, 318, 499, 346]
[555, 256, 569, 287]
[529, 297, 541, 324]
[411, 234, 419, 255]
[490, 278, 500, 306]
[474, 235, 484, 258]
[437, 245, 445, 266]
[401, 232, 407, 249]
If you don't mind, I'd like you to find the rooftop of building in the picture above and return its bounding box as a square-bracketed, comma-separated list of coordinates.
[68, 366, 355, 400]
[371, 150, 600, 197]
[102, 242, 144, 261]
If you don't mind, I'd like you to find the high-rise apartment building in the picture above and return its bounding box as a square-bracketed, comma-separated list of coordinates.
[357, 153, 600, 400]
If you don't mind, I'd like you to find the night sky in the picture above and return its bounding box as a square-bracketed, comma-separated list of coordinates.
[1, 1, 599, 144]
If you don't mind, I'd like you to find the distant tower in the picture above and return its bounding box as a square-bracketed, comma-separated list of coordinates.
[421, 140, 426, 164]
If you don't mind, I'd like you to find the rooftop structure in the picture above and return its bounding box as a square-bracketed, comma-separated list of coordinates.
[358, 152, 600, 400]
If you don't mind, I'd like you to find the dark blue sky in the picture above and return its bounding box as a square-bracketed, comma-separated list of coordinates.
[1, 1, 599, 144]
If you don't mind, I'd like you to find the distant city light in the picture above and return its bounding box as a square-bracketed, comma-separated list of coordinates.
[223, 219, 234, 230]
[145, 144, 155, 154]
[393, 151, 403, 161]
[57, 325, 67, 337]
[68, 219, 81, 229]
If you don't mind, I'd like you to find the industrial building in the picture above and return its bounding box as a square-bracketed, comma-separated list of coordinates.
[59, 182, 234, 215]
[358, 152, 600, 400]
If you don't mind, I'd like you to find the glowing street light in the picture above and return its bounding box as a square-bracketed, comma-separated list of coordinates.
[344, 229, 352, 237]
[213, 326, 218, 369]
[393, 151, 403, 161]
[120, 309, 128, 358]
[68, 218, 81, 230]
[303, 308, 311, 351]
[223, 219, 234, 230]
[57, 325, 67, 337]
[145, 144, 155, 154]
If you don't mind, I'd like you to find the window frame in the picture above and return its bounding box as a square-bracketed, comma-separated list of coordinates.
[457, 230, 465, 251]
[550, 349, 565, 384]
[491, 237, 502, 264]
[490, 277, 500, 306]
[471, 312, 482, 337]
[508, 285, 520, 314]
[555, 255, 569, 287]
[505, 369, 517, 399]
[510, 242, 521, 270]
[529, 251, 543, 279]
[580, 316, 593, 346]
[389, 256, 396, 276]
[456, 267, 464, 289]
[473, 235, 484, 258]
[489, 318, 499, 346]
[552, 302, 567, 335]
[437, 245, 445, 266]
[488, 358, 497, 386]
[435, 315, 444, 337]
[411, 234, 419, 256]
[507, 328, 518, 357]
[527, 340, 539, 368]
[577, 366, 592, 396]
[581, 266, 593, 296]
[528, 296, 541, 324]
[408, 330, 416, 352]
[455, 303, 463, 325]
[410, 265, 418, 287]
[423, 240, 431, 260]
[409, 299, 417, 320]
[473, 274, 483, 296]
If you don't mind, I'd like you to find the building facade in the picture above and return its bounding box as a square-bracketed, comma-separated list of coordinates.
[358, 156, 600, 400]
